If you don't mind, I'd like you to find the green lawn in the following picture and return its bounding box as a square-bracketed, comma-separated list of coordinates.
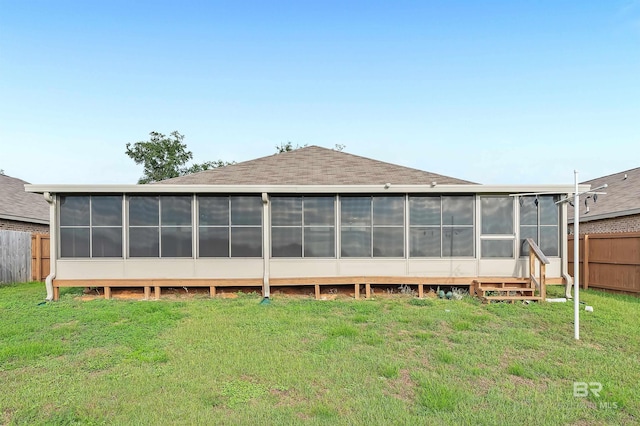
[1, 282, 638, 425]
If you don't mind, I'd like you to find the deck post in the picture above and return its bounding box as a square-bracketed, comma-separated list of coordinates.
[104, 286, 111, 299]
[144, 286, 150, 300]
[529, 249, 535, 280]
[418, 284, 424, 298]
[365, 283, 371, 299]
[354, 283, 360, 299]
[154, 286, 160, 300]
[210, 286, 216, 297]
[540, 263, 547, 300]
[314, 284, 320, 300]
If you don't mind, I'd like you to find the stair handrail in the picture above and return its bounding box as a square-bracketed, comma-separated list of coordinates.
[527, 238, 549, 301]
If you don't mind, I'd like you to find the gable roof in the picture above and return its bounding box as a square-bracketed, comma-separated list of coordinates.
[570, 166, 640, 223]
[158, 146, 474, 185]
[0, 174, 49, 224]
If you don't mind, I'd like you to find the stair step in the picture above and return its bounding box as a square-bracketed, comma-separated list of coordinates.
[483, 296, 542, 301]
[478, 289, 535, 295]
[478, 284, 532, 290]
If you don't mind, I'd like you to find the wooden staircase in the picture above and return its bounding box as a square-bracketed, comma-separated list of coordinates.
[472, 238, 550, 304]
[471, 278, 542, 303]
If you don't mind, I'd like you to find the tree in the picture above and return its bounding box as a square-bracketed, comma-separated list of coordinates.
[182, 160, 234, 175]
[126, 131, 233, 184]
[126, 132, 345, 184]
[275, 141, 307, 153]
[275, 142, 345, 153]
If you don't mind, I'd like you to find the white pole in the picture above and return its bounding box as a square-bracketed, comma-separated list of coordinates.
[574, 170, 580, 340]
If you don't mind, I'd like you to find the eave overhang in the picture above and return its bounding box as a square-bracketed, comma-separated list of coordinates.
[25, 183, 589, 195]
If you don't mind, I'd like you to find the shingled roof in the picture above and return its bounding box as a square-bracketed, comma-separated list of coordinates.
[158, 146, 474, 185]
[0, 174, 49, 224]
[570, 166, 640, 223]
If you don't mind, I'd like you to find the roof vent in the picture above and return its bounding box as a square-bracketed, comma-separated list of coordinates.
[624, 173, 628, 180]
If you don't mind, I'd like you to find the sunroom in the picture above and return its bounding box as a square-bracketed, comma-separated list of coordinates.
[25, 146, 581, 301]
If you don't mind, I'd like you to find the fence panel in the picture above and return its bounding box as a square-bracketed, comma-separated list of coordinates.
[0, 230, 32, 283]
[31, 233, 50, 281]
[569, 232, 640, 294]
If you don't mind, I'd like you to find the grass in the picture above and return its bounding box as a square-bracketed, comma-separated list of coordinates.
[1, 282, 639, 425]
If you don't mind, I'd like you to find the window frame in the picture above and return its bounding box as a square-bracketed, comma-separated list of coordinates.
[479, 195, 515, 259]
[197, 195, 263, 258]
[59, 195, 124, 259]
[519, 195, 560, 257]
[409, 195, 475, 258]
[270, 196, 336, 258]
[127, 195, 194, 258]
[340, 195, 405, 258]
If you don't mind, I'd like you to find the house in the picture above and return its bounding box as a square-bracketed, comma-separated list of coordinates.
[568, 167, 640, 235]
[25, 146, 583, 301]
[0, 173, 49, 233]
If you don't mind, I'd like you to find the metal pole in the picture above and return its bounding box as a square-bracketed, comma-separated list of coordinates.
[574, 170, 580, 340]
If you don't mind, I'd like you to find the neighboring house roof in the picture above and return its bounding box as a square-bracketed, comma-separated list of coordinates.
[158, 145, 475, 185]
[569, 167, 640, 223]
[0, 174, 50, 224]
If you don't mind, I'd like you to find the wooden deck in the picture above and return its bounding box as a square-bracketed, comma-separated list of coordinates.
[52, 276, 564, 301]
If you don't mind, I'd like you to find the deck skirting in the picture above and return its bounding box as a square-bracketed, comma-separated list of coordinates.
[52, 277, 565, 301]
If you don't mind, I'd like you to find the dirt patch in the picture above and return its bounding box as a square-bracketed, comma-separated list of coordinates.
[296, 412, 311, 420]
[384, 368, 416, 402]
[472, 376, 495, 396]
[271, 387, 308, 409]
[2, 408, 13, 425]
[51, 320, 79, 328]
[78, 287, 147, 301]
[275, 285, 358, 299]
[72, 284, 446, 301]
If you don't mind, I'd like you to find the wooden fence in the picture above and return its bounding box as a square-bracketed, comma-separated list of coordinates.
[31, 233, 50, 282]
[568, 232, 640, 294]
[0, 230, 32, 283]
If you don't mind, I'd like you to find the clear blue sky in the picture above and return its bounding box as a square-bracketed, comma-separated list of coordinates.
[1, 1, 638, 185]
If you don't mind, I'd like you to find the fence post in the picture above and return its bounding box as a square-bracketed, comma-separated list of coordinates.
[583, 235, 589, 290]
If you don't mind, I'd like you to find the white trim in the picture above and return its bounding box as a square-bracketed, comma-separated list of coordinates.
[25, 183, 584, 195]
[262, 192, 270, 297]
[568, 208, 640, 224]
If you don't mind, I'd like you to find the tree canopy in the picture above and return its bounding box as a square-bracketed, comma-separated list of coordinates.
[125, 131, 234, 184]
[126, 132, 345, 183]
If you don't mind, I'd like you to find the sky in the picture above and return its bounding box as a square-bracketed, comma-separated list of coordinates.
[1, 0, 639, 186]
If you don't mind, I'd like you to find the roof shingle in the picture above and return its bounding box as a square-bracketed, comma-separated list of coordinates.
[570, 166, 640, 222]
[0, 174, 50, 223]
[158, 145, 474, 186]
